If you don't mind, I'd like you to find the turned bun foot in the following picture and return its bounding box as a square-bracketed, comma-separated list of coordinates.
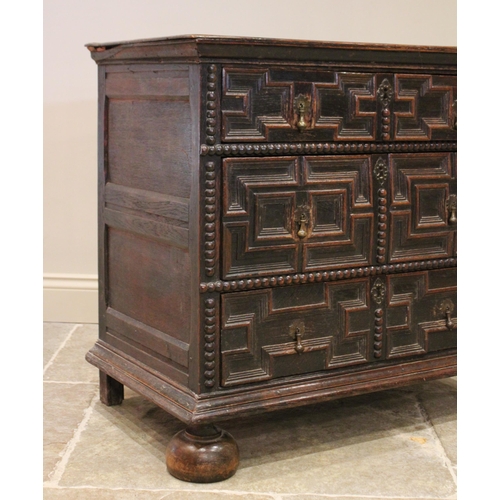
[166, 424, 239, 483]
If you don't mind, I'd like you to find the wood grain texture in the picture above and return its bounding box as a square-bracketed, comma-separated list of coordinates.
[107, 227, 192, 342]
[221, 155, 376, 278]
[105, 66, 190, 98]
[221, 67, 456, 143]
[104, 207, 188, 249]
[385, 268, 457, 358]
[87, 339, 456, 424]
[85, 37, 457, 477]
[388, 152, 456, 262]
[99, 371, 124, 406]
[221, 280, 372, 387]
[87, 35, 456, 70]
[105, 183, 189, 226]
[166, 425, 239, 483]
[106, 307, 190, 367]
[107, 98, 192, 198]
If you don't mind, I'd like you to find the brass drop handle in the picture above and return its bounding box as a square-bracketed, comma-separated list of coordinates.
[297, 212, 308, 238]
[437, 299, 455, 331]
[446, 195, 457, 225]
[297, 102, 307, 132]
[294, 94, 311, 132]
[294, 205, 311, 239]
[294, 328, 304, 353]
[289, 320, 305, 354]
[444, 307, 454, 331]
[449, 208, 457, 225]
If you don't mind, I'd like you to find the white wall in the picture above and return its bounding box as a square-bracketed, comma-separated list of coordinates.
[43, 0, 457, 323]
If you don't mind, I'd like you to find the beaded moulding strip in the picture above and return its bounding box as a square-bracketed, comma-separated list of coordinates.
[205, 64, 218, 146]
[204, 161, 217, 277]
[199, 258, 457, 293]
[373, 306, 384, 359]
[203, 297, 217, 389]
[377, 78, 394, 141]
[200, 141, 457, 157]
[374, 157, 389, 265]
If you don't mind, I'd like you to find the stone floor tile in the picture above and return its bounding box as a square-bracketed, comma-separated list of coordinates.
[43, 488, 164, 500]
[220, 389, 456, 498]
[58, 392, 184, 489]
[156, 492, 276, 500]
[43, 322, 79, 368]
[399, 377, 457, 466]
[282, 497, 454, 500]
[44, 323, 99, 383]
[43, 382, 98, 481]
[58, 387, 456, 498]
[158, 493, 276, 500]
[43, 488, 276, 499]
[418, 377, 457, 466]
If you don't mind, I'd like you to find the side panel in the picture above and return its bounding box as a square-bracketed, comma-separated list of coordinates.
[99, 64, 199, 388]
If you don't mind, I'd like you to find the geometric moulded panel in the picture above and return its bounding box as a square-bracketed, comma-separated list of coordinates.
[222, 155, 375, 278]
[385, 268, 457, 359]
[388, 152, 456, 263]
[221, 280, 371, 387]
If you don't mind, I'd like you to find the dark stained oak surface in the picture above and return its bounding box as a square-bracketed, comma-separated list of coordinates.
[85, 35, 456, 483]
[86, 35, 456, 68]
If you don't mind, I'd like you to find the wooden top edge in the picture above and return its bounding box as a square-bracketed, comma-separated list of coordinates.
[85, 35, 456, 66]
[85, 34, 456, 52]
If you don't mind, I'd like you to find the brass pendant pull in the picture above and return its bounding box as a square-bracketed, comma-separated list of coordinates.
[294, 204, 310, 239]
[437, 299, 455, 331]
[294, 94, 311, 132]
[444, 307, 454, 330]
[446, 195, 457, 225]
[297, 104, 307, 132]
[289, 320, 305, 354]
[297, 213, 308, 238]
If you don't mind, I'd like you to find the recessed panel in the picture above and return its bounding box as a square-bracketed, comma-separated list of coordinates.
[393, 74, 457, 141]
[222, 157, 300, 278]
[416, 185, 448, 229]
[389, 153, 456, 262]
[221, 67, 378, 142]
[107, 228, 191, 342]
[221, 280, 372, 387]
[108, 99, 191, 198]
[310, 191, 345, 236]
[255, 193, 295, 242]
[386, 269, 457, 359]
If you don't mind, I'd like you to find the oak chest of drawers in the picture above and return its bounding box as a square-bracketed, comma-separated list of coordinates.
[86, 35, 457, 482]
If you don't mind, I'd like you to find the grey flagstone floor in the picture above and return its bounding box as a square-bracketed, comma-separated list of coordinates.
[43, 322, 457, 500]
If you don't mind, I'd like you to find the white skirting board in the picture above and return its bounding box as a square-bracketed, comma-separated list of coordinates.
[43, 274, 98, 323]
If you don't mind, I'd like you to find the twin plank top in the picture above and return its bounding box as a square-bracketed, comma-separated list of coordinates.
[86, 34, 456, 68]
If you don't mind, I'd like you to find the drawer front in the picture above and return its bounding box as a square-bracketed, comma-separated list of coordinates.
[221, 153, 456, 279]
[219, 268, 456, 388]
[387, 152, 457, 263]
[220, 279, 373, 387]
[220, 67, 456, 143]
[385, 268, 457, 359]
[221, 155, 375, 279]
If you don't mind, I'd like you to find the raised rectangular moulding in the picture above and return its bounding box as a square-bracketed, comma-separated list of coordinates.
[220, 67, 457, 143]
[85, 35, 457, 483]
